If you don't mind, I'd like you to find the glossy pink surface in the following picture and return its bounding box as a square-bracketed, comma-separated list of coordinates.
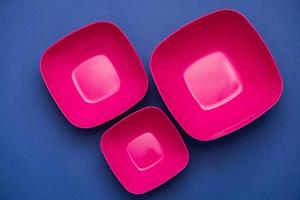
[100, 107, 189, 194]
[184, 52, 243, 110]
[150, 10, 283, 141]
[40, 22, 148, 128]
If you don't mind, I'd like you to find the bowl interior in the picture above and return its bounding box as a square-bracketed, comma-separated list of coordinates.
[100, 107, 189, 194]
[150, 10, 283, 141]
[41, 22, 147, 128]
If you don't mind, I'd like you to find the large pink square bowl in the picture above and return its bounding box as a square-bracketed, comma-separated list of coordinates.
[100, 107, 189, 194]
[150, 10, 283, 141]
[40, 22, 148, 128]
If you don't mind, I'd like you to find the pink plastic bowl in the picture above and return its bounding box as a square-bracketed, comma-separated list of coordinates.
[150, 10, 283, 141]
[100, 107, 189, 194]
[40, 22, 148, 128]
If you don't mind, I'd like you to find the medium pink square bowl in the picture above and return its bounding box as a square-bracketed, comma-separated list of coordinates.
[40, 22, 148, 128]
[100, 106, 189, 194]
[150, 9, 283, 141]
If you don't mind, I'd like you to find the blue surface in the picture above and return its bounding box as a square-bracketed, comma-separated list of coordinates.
[1, 0, 300, 199]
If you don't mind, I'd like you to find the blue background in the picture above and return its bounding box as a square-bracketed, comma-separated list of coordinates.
[1, 0, 300, 199]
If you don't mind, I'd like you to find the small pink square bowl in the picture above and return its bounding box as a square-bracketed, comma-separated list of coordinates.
[40, 22, 148, 128]
[100, 107, 189, 194]
[150, 9, 283, 141]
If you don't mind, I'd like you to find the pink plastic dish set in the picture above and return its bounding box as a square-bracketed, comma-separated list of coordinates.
[40, 10, 283, 194]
